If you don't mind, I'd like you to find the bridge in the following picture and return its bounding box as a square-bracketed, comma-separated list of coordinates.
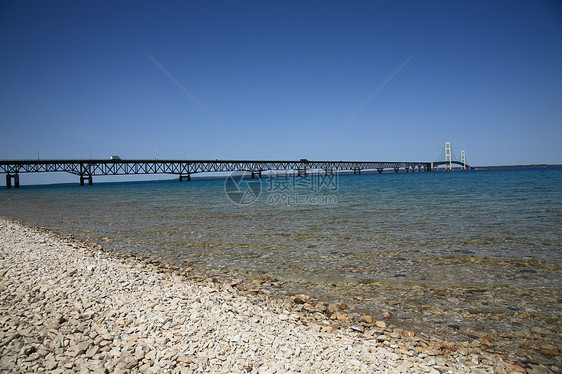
[1, 141, 472, 188]
[1, 157, 472, 188]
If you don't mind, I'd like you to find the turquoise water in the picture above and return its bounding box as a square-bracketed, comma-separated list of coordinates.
[1, 168, 561, 362]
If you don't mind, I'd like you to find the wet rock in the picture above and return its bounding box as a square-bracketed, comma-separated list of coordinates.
[506, 364, 527, 373]
[526, 364, 550, 374]
[403, 330, 415, 337]
[291, 294, 311, 304]
[541, 348, 560, 356]
[360, 315, 373, 324]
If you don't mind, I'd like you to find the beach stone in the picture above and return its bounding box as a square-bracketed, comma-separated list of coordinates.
[0, 218, 531, 374]
[360, 315, 373, 324]
[315, 303, 327, 312]
[85, 345, 99, 358]
[350, 325, 364, 333]
[526, 364, 550, 374]
[91, 366, 107, 374]
[541, 348, 560, 356]
[292, 294, 310, 304]
[506, 364, 527, 373]
[177, 354, 196, 364]
[44, 361, 58, 370]
[335, 312, 347, 321]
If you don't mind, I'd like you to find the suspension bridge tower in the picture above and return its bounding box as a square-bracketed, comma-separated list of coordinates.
[445, 141, 452, 170]
[461, 150, 466, 170]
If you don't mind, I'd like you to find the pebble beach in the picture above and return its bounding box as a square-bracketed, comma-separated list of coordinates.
[0, 217, 542, 373]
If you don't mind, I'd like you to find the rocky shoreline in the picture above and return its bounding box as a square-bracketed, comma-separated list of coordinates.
[0, 217, 547, 373]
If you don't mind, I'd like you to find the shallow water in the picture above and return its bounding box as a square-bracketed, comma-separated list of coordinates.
[1, 168, 561, 363]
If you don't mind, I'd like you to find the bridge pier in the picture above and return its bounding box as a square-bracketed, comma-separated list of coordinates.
[297, 168, 307, 177]
[179, 173, 191, 181]
[353, 168, 361, 175]
[80, 175, 93, 185]
[377, 168, 383, 174]
[251, 170, 262, 178]
[5, 174, 20, 188]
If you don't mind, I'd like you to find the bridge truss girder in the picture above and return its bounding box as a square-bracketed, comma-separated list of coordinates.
[1, 159, 470, 187]
[1, 160, 435, 175]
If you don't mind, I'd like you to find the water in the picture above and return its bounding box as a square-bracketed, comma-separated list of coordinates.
[1, 168, 561, 362]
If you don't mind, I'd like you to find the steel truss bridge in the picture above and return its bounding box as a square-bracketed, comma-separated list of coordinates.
[1, 159, 472, 188]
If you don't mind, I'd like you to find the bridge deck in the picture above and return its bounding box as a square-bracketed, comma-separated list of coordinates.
[1, 159, 471, 187]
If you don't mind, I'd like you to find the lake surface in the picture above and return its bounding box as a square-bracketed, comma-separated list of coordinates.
[1, 168, 560, 364]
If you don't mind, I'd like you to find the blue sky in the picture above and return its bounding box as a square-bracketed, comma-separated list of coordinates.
[1, 0, 561, 175]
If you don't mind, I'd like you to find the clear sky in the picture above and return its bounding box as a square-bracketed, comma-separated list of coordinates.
[1, 0, 561, 174]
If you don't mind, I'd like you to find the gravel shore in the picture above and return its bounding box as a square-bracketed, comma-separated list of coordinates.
[0, 217, 530, 373]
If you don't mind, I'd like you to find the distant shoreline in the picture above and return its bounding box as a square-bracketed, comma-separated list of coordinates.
[472, 164, 561, 170]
